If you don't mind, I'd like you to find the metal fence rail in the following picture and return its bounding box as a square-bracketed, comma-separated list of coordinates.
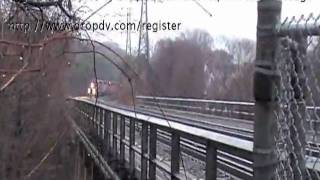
[136, 95, 320, 123]
[69, 97, 254, 180]
[136, 95, 255, 120]
[99, 97, 254, 140]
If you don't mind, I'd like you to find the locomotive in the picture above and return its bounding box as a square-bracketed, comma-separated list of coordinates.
[87, 80, 121, 97]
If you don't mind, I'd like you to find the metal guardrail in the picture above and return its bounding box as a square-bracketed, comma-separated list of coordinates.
[69, 97, 254, 180]
[136, 96, 255, 121]
[136, 96, 320, 126]
[97, 98, 254, 141]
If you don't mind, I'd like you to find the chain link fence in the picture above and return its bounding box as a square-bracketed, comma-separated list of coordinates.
[254, 1, 320, 179]
[274, 14, 320, 179]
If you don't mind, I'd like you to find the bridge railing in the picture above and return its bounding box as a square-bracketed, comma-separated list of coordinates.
[136, 96, 320, 124]
[136, 95, 255, 121]
[69, 97, 254, 180]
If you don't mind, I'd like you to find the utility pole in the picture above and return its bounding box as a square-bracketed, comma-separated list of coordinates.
[126, 8, 132, 56]
[137, 0, 157, 93]
[137, 0, 150, 62]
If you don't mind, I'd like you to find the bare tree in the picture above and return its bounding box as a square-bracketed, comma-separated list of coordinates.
[221, 37, 255, 71]
[148, 30, 213, 98]
[204, 49, 234, 99]
[202, 37, 255, 101]
[180, 29, 214, 50]
[0, 1, 76, 180]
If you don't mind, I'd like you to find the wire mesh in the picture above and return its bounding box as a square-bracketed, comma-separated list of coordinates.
[274, 14, 320, 180]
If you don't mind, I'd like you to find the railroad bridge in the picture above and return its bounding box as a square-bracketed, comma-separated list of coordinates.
[67, 94, 320, 180]
[64, 0, 320, 178]
[2, 0, 320, 179]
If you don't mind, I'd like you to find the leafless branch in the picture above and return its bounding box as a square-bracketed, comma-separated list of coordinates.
[12, 0, 74, 19]
[24, 129, 66, 179]
[0, 62, 29, 92]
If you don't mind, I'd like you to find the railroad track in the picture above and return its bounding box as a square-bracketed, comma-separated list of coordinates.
[93, 98, 254, 141]
[95, 98, 320, 159]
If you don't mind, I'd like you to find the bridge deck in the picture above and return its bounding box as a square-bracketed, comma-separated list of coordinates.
[68, 96, 320, 180]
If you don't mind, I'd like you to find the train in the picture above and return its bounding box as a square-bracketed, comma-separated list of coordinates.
[87, 80, 121, 97]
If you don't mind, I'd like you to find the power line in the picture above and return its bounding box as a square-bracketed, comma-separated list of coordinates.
[192, 0, 213, 17]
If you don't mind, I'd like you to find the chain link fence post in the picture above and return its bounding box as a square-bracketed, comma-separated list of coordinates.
[253, 0, 282, 179]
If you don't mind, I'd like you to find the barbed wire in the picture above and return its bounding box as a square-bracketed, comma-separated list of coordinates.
[278, 13, 320, 37]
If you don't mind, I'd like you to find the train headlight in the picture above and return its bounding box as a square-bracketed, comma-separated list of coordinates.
[90, 82, 95, 89]
[92, 88, 97, 96]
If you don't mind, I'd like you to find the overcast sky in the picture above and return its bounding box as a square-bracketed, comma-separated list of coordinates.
[78, 0, 320, 50]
